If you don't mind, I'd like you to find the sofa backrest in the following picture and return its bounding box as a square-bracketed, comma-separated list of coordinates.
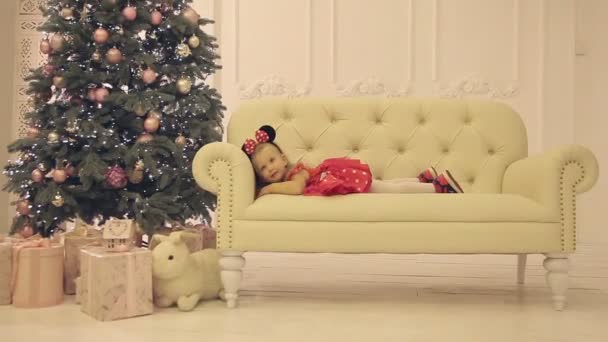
[227, 97, 528, 193]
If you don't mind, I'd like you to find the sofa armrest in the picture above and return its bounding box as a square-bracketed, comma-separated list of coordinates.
[503, 144, 599, 252]
[192, 142, 255, 250]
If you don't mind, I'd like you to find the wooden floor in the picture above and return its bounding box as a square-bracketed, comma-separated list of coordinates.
[2, 238, 608, 342]
[2, 155, 606, 342]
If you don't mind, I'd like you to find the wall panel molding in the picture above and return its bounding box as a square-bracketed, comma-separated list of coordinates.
[431, 0, 521, 98]
[330, 0, 413, 97]
[233, 0, 312, 98]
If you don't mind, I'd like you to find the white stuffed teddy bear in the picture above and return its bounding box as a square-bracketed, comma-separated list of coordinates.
[152, 231, 223, 311]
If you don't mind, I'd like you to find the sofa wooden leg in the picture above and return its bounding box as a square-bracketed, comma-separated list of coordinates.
[543, 253, 569, 311]
[517, 254, 527, 284]
[220, 251, 245, 309]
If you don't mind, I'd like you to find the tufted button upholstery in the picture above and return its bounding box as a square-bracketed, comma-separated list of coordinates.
[228, 98, 528, 193]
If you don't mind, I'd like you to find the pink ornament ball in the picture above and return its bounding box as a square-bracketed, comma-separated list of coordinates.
[95, 88, 110, 103]
[150, 11, 162, 25]
[123, 6, 137, 21]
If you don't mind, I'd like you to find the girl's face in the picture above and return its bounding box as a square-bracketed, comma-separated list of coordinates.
[252, 143, 289, 183]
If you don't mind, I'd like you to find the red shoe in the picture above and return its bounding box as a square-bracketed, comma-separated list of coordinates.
[418, 167, 438, 183]
[433, 170, 464, 193]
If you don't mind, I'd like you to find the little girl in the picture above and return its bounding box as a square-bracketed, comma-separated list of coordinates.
[242, 125, 464, 197]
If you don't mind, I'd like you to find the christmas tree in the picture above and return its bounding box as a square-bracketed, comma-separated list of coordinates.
[3, 0, 224, 237]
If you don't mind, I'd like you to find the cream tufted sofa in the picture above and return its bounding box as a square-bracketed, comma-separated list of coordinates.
[192, 97, 599, 310]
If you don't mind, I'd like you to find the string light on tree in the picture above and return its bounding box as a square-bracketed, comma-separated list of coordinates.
[3, 0, 224, 237]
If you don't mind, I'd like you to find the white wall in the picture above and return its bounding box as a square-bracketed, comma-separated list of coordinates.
[574, 0, 607, 244]
[209, 0, 577, 156]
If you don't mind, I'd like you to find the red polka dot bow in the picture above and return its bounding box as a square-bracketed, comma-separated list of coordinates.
[242, 130, 270, 155]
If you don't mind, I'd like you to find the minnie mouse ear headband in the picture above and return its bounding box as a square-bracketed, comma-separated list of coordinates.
[242, 125, 276, 155]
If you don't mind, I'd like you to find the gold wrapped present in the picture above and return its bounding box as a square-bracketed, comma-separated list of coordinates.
[79, 247, 153, 321]
[64, 221, 102, 294]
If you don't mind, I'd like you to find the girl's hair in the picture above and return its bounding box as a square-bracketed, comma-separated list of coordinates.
[242, 125, 284, 187]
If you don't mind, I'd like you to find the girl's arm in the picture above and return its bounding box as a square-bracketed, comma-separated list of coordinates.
[258, 170, 309, 196]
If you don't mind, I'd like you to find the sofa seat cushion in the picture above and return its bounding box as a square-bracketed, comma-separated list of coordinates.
[243, 194, 557, 223]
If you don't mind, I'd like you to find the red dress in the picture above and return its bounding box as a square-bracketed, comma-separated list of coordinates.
[285, 158, 372, 196]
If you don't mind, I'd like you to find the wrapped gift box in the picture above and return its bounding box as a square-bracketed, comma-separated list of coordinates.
[149, 224, 216, 252]
[0, 241, 11, 305]
[63, 224, 102, 295]
[12, 242, 64, 308]
[79, 247, 153, 321]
